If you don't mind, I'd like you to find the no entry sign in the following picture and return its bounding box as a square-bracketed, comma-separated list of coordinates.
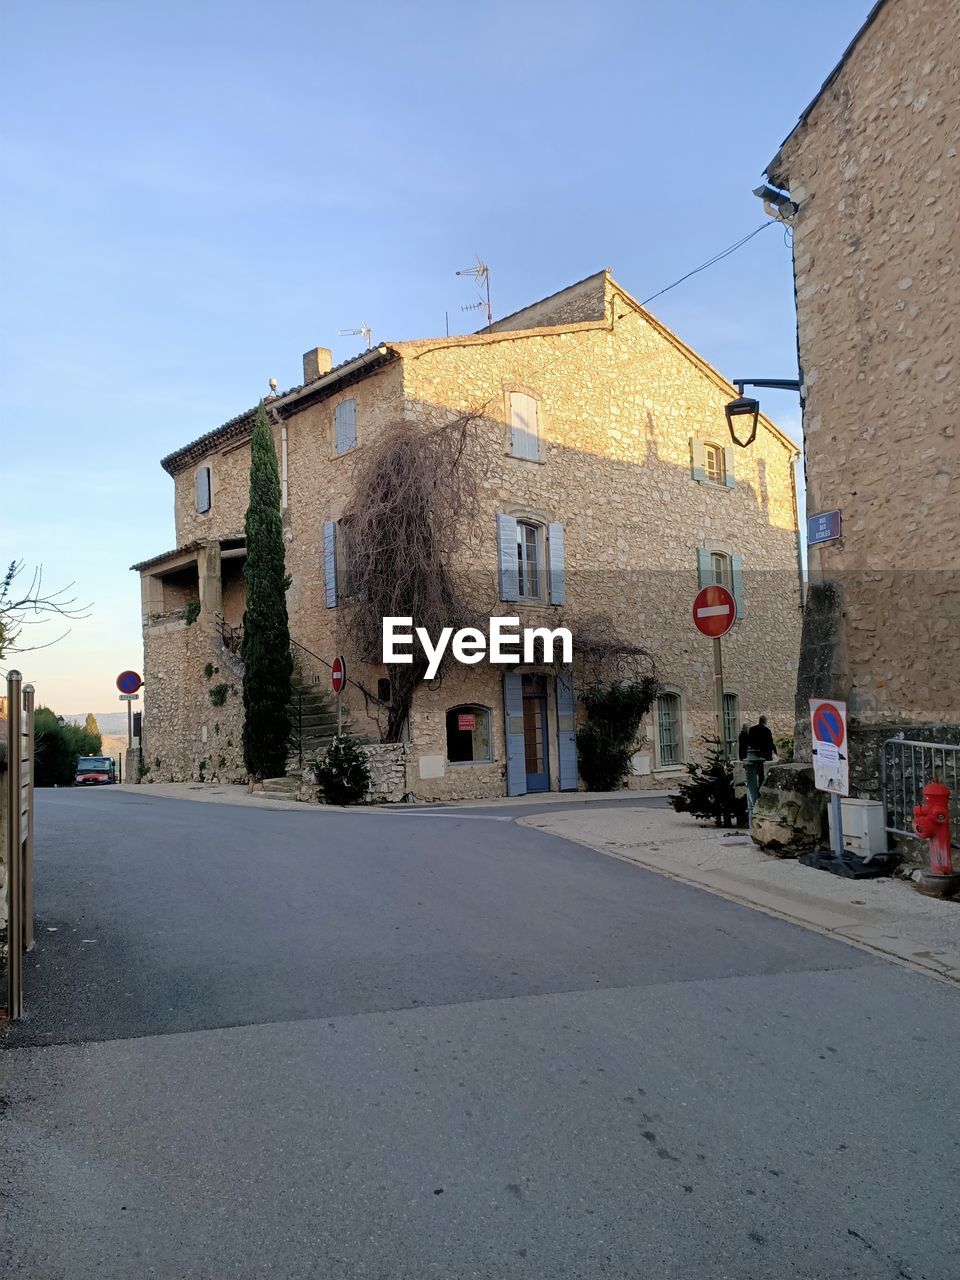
[331, 656, 347, 694]
[692, 585, 737, 638]
[116, 670, 143, 695]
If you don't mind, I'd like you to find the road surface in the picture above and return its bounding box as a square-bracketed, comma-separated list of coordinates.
[2, 787, 958, 1278]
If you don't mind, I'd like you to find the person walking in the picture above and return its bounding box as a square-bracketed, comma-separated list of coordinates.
[746, 715, 777, 788]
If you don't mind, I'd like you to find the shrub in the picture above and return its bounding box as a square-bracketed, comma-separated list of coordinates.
[576, 676, 662, 791]
[203, 662, 218, 680]
[184, 600, 201, 626]
[669, 737, 746, 828]
[33, 707, 103, 786]
[315, 735, 371, 805]
[209, 683, 231, 707]
[775, 733, 794, 763]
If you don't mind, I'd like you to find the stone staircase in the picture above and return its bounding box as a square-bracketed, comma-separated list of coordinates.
[260, 679, 350, 801]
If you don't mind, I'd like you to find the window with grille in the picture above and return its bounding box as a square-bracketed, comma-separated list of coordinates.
[656, 693, 682, 767]
[517, 521, 542, 600]
[723, 692, 740, 759]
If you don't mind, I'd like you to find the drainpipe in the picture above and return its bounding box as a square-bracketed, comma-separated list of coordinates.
[269, 405, 288, 510]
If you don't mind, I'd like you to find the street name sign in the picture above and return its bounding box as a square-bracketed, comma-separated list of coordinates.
[810, 697, 849, 796]
[692, 584, 737, 638]
[807, 510, 841, 546]
[118, 693, 140, 702]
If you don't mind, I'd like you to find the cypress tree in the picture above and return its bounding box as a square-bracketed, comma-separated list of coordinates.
[241, 402, 293, 780]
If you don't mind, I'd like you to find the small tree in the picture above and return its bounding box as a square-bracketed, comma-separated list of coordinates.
[241, 402, 293, 781]
[315, 735, 371, 805]
[669, 736, 746, 828]
[576, 677, 662, 791]
[34, 708, 102, 786]
[84, 712, 100, 738]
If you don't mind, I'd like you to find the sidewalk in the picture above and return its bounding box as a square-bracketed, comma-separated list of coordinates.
[520, 804, 960, 986]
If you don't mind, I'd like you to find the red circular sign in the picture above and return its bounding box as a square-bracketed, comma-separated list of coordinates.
[692, 585, 737, 638]
[812, 702, 845, 748]
[331, 656, 346, 694]
[116, 670, 143, 694]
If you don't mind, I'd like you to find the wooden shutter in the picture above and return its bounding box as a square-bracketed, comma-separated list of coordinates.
[556, 672, 578, 791]
[731, 553, 745, 619]
[690, 437, 706, 483]
[195, 466, 211, 513]
[497, 514, 519, 602]
[503, 672, 526, 796]
[696, 546, 712, 589]
[323, 521, 338, 607]
[335, 399, 357, 453]
[548, 522, 566, 605]
[510, 392, 539, 460]
[723, 446, 736, 488]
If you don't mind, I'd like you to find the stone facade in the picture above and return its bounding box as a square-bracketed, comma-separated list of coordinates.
[765, 0, 960, 795]
[135, 271, 802, 799]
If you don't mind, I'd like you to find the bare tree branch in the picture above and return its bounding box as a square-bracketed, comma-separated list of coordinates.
[0, 560, 92, 658]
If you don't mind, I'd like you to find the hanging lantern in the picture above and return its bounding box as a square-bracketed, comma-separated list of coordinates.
[725, 394, 760, 447]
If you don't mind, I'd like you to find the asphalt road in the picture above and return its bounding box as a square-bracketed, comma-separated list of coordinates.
[2, 788, 958, 1279]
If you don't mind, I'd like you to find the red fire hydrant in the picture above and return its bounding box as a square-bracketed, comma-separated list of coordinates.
[914, 780, 954, 875]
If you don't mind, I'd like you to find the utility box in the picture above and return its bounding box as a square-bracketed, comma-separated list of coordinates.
[829, 798, 886, 856]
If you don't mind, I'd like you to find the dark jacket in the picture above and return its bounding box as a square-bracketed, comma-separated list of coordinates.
[746, 722, 776, 761]
[738, 726, 750, 761]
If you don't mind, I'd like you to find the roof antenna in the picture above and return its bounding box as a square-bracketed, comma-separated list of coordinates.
[456, 257, 492, 329]
[337, 323, 373, 349]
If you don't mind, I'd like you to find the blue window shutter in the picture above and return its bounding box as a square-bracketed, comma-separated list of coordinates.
[335, 399, 357, 453]
[503, 672, 526, 796]
[323, 521, 338, 607]
[696, 546, 712, 589]
[510, 392, 540, 460]
[548, 522, 566, 605]
[556, 672, 578, 791]
[731, 553, 745, 619]
[723, 446, 736, 488]
[690, 437, 706, 483]
[195, 466, 211, 513]
[497, 514, 519, 601]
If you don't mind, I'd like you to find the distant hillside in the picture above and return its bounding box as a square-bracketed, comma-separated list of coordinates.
[63, 712, 130, 735]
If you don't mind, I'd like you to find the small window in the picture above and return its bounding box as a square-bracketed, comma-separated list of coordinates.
[195, 466, 211, 514]
[510, 391, 540, 460]
[446, 705, 492, 763]
[723, 692, 740, 759]
[517, 521, 543, 600]
[656, 693, 682, 767]
[335, 398, 357, 454]
[703, 442, 725, 485]
[711, 551, 733, 590]
[377, 678, 392, 705]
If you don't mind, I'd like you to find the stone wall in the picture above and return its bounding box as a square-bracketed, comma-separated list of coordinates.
[768, 0, 960, 761]
[139, 272, 803, 800]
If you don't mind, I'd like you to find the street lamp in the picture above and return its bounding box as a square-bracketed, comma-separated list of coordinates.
[725, 378, 801, 447]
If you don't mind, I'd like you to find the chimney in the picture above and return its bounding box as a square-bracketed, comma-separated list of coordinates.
[302, 347, 333, 384]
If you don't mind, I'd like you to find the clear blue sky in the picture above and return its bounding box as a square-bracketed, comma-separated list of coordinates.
[3, 0, 868, 713]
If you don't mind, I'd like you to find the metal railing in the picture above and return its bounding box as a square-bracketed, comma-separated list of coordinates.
[881, 737, 960, 848]
[215, 613, 243, 655]
[3, 670, 35, 1020]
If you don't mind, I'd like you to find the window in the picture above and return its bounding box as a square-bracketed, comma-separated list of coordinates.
[195, 466, 211, 514]
[517, 521, 542, 600]
[446, 705, 492, 763]
[656, 693, 682, 767]
[691, 437, 734, 487]
[723, 692, 740, 760]
[335, 398, 357, 454]
[710, 551, 732, 590]
[703, 442, 725, 485]
[377, 678, 392, 705]
[509, 391, 540, 460]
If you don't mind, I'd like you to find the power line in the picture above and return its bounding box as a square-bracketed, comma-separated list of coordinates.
[640, 221, 775, 307]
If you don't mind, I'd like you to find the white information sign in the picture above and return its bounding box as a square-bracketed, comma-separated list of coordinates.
[809, 698, 849, 797]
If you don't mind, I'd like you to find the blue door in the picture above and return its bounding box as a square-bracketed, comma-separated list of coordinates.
[522, 674, 550, 792]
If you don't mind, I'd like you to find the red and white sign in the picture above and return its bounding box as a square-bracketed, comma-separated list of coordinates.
[331, 656, 347, 694]
[457, 713, 476, 732]
[692, 585, 737, 638]
[810, 697, 849, 796]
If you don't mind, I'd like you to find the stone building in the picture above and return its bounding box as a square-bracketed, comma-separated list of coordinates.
[132, 270, 802, 800]
[761, 0, 959, 796]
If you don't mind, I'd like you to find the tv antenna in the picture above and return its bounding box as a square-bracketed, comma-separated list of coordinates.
[337, 322, 373, 349]
[456, 257, 492, 329]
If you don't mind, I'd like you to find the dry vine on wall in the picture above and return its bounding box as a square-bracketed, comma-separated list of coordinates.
[338, 411, 492, 742]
